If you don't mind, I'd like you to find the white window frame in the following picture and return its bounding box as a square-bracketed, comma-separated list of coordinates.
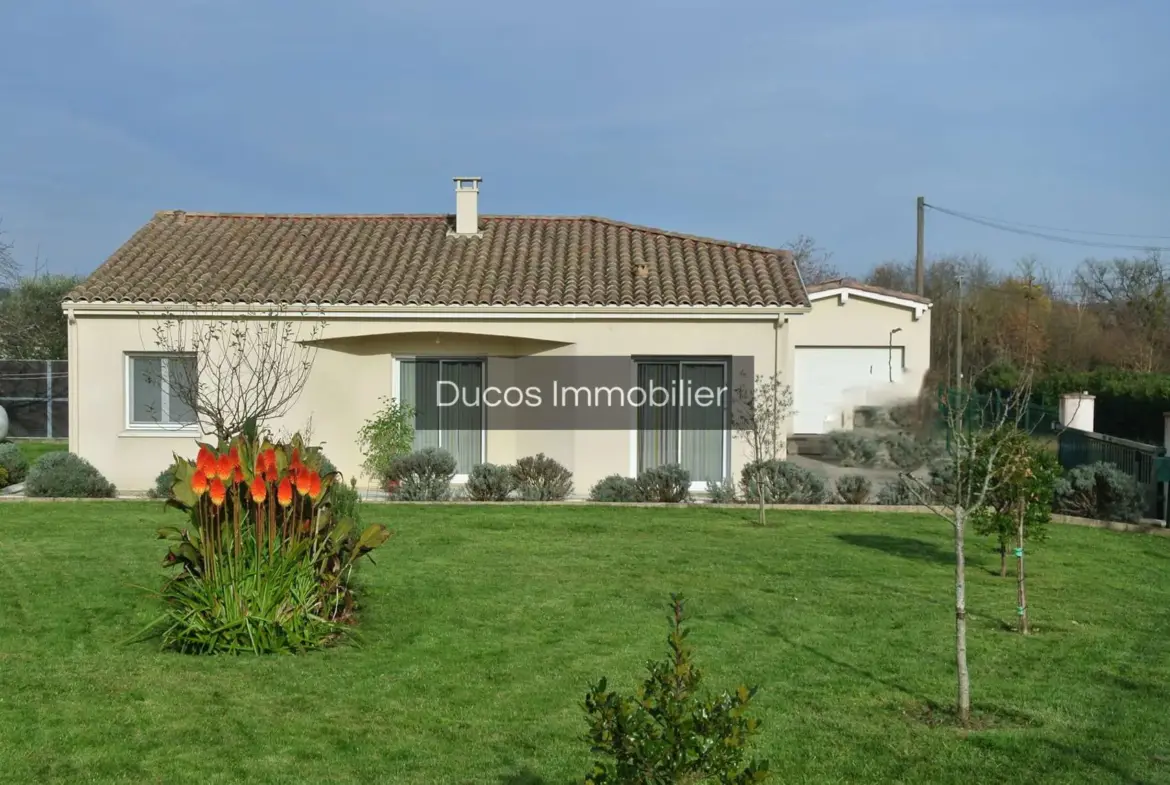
[124, 352, 200, 433]
[391, 355, 487, 484]
[627, 358, 731, 492]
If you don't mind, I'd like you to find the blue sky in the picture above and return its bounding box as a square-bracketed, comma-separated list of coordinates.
[1, 0, 1167, 280]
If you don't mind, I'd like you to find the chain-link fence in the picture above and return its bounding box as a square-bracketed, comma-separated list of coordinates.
[0, 359, 68, 438]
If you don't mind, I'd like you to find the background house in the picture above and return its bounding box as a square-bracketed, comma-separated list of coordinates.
[62, 178, 931, 494]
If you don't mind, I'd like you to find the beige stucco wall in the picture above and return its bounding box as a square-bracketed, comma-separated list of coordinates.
[68, 312, 793, 494]
[786, 291, 932, 429]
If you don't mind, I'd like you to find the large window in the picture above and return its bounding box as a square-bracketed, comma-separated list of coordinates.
[636, 360, 728, 485]
[127, 353, 198, 428]
[398, 358, 484, 474]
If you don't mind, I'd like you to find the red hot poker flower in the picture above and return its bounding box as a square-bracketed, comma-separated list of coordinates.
[249, 477, 267, 504]
[295, 469, 312, 496]
[209, 477, 227, 507]
[215, 453, 234, 482]
[277, 477, 293, 507]
[308, 471, 323, 501]
[196, 445, 215, 475]
[191, 470, 209, 496]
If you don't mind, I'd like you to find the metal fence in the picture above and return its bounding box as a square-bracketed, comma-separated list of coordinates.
[1057, 428, 1166, 520]
[0, 359, 68, 438]
[938, 386, 1061, 443]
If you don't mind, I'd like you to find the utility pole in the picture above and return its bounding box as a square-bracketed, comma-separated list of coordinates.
[916, 196, 926, 297]
[955, 274, 965, 389]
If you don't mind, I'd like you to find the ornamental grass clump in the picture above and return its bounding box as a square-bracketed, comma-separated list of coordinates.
[145, 431, 391, 654]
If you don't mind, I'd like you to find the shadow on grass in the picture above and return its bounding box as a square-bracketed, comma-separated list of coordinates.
[969, 736, 1151, 785]
[498, 769, 575, 785]
[835, 533, 953, 565]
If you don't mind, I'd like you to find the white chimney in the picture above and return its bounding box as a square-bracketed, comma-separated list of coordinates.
[453, 177, 481, 235]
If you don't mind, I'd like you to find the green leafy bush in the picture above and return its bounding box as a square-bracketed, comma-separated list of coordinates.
[24, 452, 116, 498]
[1053, 461, 1144, 523]
[329, 478, 363, 525]
[466, 462, 516, 501]
[589, 474, 639, 503]
[876, 477, 918, 505]
[826, 430, 878, 466]
[835, 474, 872, 504]
[357, 397, 415, 484]
[740, 459, 828, 503]
[0, 442, 29, 485]
[583, 594, 771, 784]
[879, 432, 931, 471]
[971, 429, 1059, 575]
[0, 466, 8, 488]
[636, 463, 691, 503]
[149, 433, 391, 654]
[387, 447, 457, 501]
[512, 453, 573, 501]
[706, 479, 738, 504]
[149, 466, 176, 499]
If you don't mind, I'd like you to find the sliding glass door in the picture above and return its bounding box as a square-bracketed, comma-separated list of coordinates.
[636, 360, 728, 484]
[398, 358, 484, 473]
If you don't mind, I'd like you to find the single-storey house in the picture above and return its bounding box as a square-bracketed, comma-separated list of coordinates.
[63, 178, 932, 494]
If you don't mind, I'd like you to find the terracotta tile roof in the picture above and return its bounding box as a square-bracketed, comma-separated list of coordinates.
[806, 277, 932, 305]
[66, 211, 809, 308]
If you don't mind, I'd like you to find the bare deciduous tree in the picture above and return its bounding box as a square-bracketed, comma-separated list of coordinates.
[730, 371, 795, 525]
[0, 221, 17, 288]
[902, 373, 1036, 726]
[785, 235, 840, 285]
[146, 310, 326, 441]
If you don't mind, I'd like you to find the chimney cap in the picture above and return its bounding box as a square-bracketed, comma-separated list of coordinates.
[453, 177, 482, 190]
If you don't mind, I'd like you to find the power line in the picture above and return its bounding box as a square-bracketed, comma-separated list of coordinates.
[924, 203, 1170, 252]
[925, 204, 1170, 240]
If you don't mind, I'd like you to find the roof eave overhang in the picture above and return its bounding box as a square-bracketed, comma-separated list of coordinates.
[807, 287, 931, 321]
[63, 301, 813, 321]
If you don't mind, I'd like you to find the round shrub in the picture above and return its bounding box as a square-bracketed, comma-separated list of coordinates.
[589, 474, 639, 503]
[467, 462, 516, 501]
[24, 452, 117, 498]
[0, 466, 8, 488]
[1053, 461, 1144, 523]
[835, 474, 872, 504]
[635, 464, 691, 503]
[387, 447, 457, 501]
[512, 453, 573, 501]
[705, 479, 738, 504]
[0, 442, 30, 485]
[877, 432, 930, 471]
[826, 431, 879, 467]
[740, 460, 828, 504]
[149, 465, 176, 499]
[875, 477, 918, 505]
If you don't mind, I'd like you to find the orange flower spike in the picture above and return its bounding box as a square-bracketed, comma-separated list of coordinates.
[295, 469, 312, 496]
[215, 453, 234, 482]
[277, 477, 293, 507]
[191, 470, 209, 496]
[308, 471, 323, 501]
[249, 477, 267, 504]
[196, 445, 214, 475]
[233, 465, 245, 484]
[209, 477, 227, 507]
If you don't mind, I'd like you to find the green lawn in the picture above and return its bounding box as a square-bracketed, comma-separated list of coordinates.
[10, 438, 68, 465]
[1, 503, 1168, 785]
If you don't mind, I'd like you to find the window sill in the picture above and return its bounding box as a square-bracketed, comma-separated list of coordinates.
[119, 428, 202, 439]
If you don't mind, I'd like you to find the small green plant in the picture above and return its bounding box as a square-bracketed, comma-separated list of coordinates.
[0, 466, 8, 488]
[512, 453, 573, 501]
[0, 442, 29, 485]
[24, 452, 116, 498]
[583, 594, 771, 784]
[835, 474, 872, 504]
[387, 447, 457, 501]
[589, 474, 639, 502]
[329, 477, 363, 525]
[706, 479, 738, 504]
[357, 397, 415, 484]
[1053, 461, 1144, 523]
[636, 463, 691, 503]
[466, 462, 516, 501]
[740, 459, 828, 504]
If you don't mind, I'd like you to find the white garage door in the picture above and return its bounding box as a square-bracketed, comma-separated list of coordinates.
[794, 347, 905, 434]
